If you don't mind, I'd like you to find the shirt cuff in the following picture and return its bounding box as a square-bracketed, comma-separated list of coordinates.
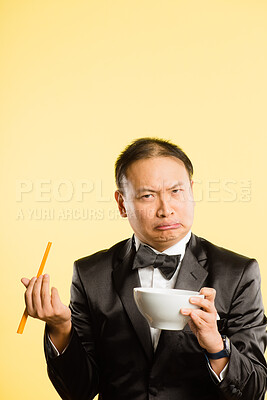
[206, 356, 229, 382]
[47, 330, 72, 357]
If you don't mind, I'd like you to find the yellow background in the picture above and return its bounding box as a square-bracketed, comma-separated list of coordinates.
[1, 1, 266, 399]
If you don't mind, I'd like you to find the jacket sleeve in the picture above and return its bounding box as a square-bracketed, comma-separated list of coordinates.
[217, 259, 267, 399]
[44, 261, 100, 400]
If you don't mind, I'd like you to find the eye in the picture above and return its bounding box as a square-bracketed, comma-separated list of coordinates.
[142, 194, 153, 199]
[172, 189, 181, 193]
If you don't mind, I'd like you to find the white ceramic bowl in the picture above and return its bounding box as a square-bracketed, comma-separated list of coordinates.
[133, 287, 204, 330]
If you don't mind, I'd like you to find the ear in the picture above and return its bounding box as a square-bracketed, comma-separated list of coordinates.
[190, 180, 195, 207]
[114, 190, 127, 218]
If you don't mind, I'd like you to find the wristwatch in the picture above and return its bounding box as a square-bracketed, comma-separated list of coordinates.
[205, 335, 231, 359]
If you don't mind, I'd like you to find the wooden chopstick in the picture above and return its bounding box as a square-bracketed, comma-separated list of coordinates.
[17, 242, 52, 334]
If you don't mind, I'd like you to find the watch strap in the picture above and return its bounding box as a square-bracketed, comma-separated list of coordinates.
[205, 335, 231, 360]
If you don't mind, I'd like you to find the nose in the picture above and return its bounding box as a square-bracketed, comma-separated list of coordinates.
[156, 195, 174, 218]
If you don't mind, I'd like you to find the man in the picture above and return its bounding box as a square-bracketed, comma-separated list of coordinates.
[22, 137, 267, 400]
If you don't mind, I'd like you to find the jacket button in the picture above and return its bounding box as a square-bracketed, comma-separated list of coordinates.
[229, 386, 242, 397]
[149, 387, 158, 396]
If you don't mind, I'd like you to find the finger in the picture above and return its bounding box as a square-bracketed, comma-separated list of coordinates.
[188, 309, 214, 329]
[41, 274, 52, 313]
[181, 308, 214, 324]
[21, 277, 30, 287]
[199, 287, 216, 302]
[32, 275, 44, 316]
[180, 307, 190, 315]
[189, 297, 216, 313]
[24, 277, 37, 315]
[191, 308, 215, 324]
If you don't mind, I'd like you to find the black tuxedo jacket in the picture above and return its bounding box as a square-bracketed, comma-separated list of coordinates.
[44, 234, 267, 400]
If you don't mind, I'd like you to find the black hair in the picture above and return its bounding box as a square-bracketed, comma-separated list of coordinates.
[115, 137, 193, 191]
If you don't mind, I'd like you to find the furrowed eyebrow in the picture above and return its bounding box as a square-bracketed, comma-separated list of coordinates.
[137, 182, 184, 194]
[137, 187, 157, 194]
[169, 182, 184, 189]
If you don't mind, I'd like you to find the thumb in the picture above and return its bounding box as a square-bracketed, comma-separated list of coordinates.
[21, 277, 30, 287]
[51, 286, 63, 308]
[187, 318, 197, 336]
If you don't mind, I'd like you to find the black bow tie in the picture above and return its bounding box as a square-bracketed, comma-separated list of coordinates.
[132, 244, 181, 280]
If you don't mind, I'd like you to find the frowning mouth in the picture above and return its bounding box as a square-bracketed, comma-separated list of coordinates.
[155, 223, 181, 231]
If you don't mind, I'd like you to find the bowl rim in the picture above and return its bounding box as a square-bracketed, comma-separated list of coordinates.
[133, 287, 201, 296]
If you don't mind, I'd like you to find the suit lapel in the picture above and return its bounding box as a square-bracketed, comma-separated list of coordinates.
[158, 234, 209, 346]
[112, 237, 153, 363]
[174, 233, 208, 292]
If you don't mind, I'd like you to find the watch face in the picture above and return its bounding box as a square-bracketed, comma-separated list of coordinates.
[224, 336, 231, 355]
[220, 335, 231, 357]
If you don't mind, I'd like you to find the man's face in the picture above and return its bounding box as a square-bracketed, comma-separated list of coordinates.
[115, 156, 194, 252]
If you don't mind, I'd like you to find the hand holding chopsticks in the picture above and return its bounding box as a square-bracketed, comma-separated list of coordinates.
[17, 242, 72, 349]
[17, 242, 52, 334]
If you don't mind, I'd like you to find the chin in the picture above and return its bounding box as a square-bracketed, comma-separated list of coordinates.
[154, 234, 179, 243]
[156, 229, 189, 243]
